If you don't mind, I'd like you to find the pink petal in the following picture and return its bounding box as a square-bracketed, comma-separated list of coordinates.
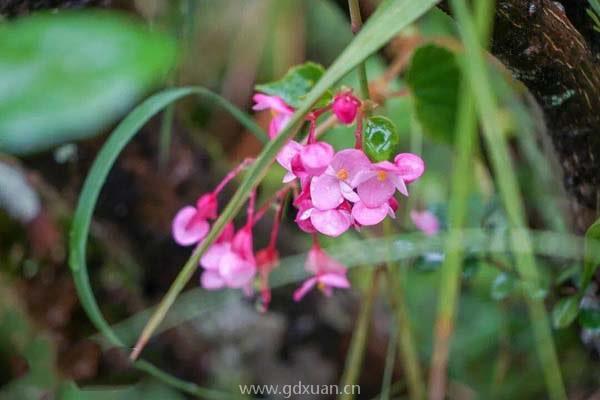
[300, 142, 334, 176]
[319, 272, 351, 289]
[201, 270, 226, 290]
[394, 153, 425, 183]
[411, 210, 440, 236]
[310, 174, 343, 210]
[276, 140, 302, 171]
[269, 113, 292, 139]
[252, 93, 293, 114]
[172, 206, 209, 246]
[293, 277, 318, 301]
[219, 252, 257, 288]
[310, 208, 352, 237]
[352, 201, 390, 226]
[330, 149, 371, 186]
[195, 194, 218, 219]
[308, 247, 346, 274]
[200, 243, 231, 270]
[388, 173, 408, 196]
[340, 182, 360, 203]
[232, 228, 254, 262]
[357, 176, 396, 208]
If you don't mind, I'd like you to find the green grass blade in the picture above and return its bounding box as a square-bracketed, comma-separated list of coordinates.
[69, 86, 266, 397]
[428, 1, 494, 398]
[449, 0, 567, 398]
[129, 0, 440, 360]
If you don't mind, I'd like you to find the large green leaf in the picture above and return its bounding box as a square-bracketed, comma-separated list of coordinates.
[69, 0, 440, 393]
[0, 11, 177, 154]
[405, 44, 460, 143]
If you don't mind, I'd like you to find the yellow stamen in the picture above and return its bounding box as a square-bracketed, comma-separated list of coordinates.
[317, 281, 326, 291]
[377, 170, 388, 181]
[337, 168, 349, 181]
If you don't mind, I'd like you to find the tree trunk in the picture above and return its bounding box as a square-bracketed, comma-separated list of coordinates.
[490, 0, 600, 231]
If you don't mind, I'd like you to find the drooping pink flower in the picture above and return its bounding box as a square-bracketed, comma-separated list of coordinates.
[332, 91, 361, 125]
[410, 210, 440, 236]
[352, 198, 397, 226]
[276, 140, 334, 183]
[394, 153, 425, 183]
[355, 161, 408, 208]
[293, 242, 351, 301]
[252, 93, 294, 139]
[309, 149, 370, 210]
[199, 225, 256, 290]
[172, 193, 218, 246]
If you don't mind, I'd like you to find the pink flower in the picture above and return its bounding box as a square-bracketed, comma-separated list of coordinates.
[352, 198, 397, 226]
[309, 149, 370, 210]
[394, 153, 425, 183]
[332, 91, 361, 125]
[296, 182, 353, 237]
[252, 93, 294, 139]
[172, 193, 218, 246]
[276, 140, 334, 183]
[410, 210, 440, 236]
[355, 161, 408, 208]
[199, 225, 257, 290]
[293, 242, 351, 301]
[299, 202, 353, 237]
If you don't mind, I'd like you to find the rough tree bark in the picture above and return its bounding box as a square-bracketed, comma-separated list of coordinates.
[490, 0, 600, 231]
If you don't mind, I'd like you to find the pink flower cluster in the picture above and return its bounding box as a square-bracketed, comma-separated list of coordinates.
[171, 89, 426, 307]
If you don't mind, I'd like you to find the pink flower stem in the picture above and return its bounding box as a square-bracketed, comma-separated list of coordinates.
[253, 185, 293, 225]
[245, 189, 256, 228]
[307, 119, 318, 144]
[354, 111, 364, 149]
[268, 191, 288, 249]
[213, 158, 254, 195]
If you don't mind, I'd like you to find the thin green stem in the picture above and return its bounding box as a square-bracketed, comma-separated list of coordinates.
[450, 0, 566, 399]
[428, 2, 495, 399]
[348, 0, 370, 100]
[379, 318, 398, 400]
[339, 269, 379, 400]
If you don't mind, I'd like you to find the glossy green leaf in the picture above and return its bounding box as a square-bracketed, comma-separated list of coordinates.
[405, 44, 460, 143]
[552, 296, 580, 329]
[362, 115, 400, 162]
[0, 11, 177, 154]
[255, 61, 331, 108]
[582, 218, 600, 291]
[579, 307, 600, 329]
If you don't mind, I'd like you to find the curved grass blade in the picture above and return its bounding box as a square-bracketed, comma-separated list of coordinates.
[130, 0, 441, 361]
[69, 86, 265, 398]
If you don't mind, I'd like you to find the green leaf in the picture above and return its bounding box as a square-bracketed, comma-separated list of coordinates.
[405, 44, 460, 143]
[70, 0, 440, 389]
[362, 115, 400, 162]
[0, 11, 177, 154]
[579, 307, 600, 329]
[255, 61, 331, 108]
[552, 296, 580, 329]
[491, 273, 515, 301]
[581, 218, 600, 291]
